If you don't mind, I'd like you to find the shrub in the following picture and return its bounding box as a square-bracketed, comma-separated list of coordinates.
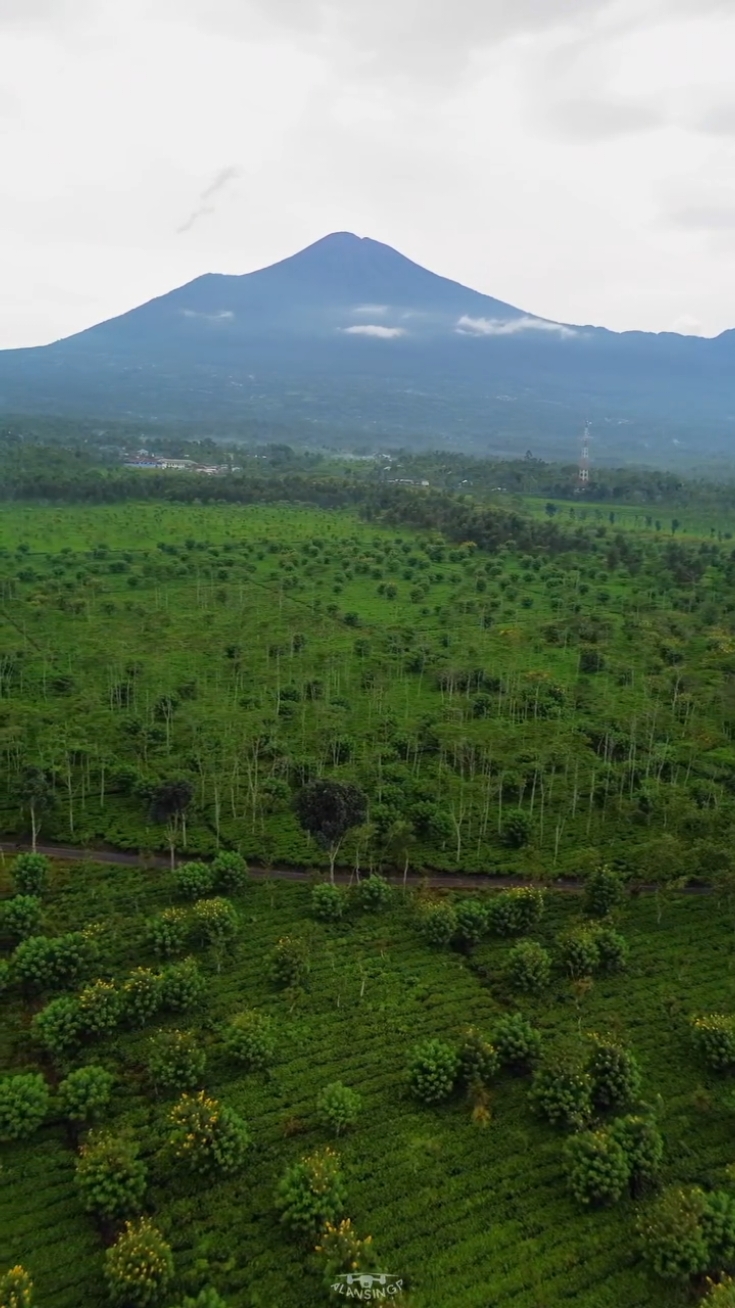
[175, 861, 215, 900]
[610, 1114, 664, 1193]
[160, 958, 206, 1012]
[275, 1147, 347, 1237]
[0, 1266, 34, 1308]
[563, 1129, 630, 1206]
[147, 1029, 206, 1092]
[269, 936, 309, 989]
[146, 908, 189, 959]
[0, 1073, 49, 1142]
[492, 1013, 542, 1070]
[122, 967, 164, 1026]
[75, 1132, 147, 1220]
[356, 874, 391, 911]
[453, 899, 487, 951]
[311, 883, 348, 923]
[212, 850, 248, 894]
[31, 995, 82, 1057]
[691, 1014, 735, 1072]
[530, 1058, 594, 1130]
[223, 1010, 276, 1070]
[420, 901, 457, 947]
[507, 941, 552, 994]
[11, 853, 50, 897]
[408, 1039, 459, 1104]
[584, 865, 625, 917]
[587, 1038, 642, 1111]
[316, 1082, 362, 1136]
[104, 1219, 173, 1307]
[169, 1091, 250, 1175]
[58, 1065, 114, 1123]
[594, 926, 629, 972]
[638, 1186, 710, 1279]
[191, 897, 239, 947]
[458, 1028, 499, 1087]
[2, 896, 43, 942]
[560, 928, 600, 978]
[77, 978, 123, 1036]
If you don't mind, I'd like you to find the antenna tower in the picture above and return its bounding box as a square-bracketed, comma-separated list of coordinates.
[578, 422, 591, 486]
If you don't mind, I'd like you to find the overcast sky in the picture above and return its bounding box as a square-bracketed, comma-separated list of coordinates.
[2, 0, 735, 347]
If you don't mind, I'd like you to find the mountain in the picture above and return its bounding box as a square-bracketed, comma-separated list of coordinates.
[1, 231, 733, 463]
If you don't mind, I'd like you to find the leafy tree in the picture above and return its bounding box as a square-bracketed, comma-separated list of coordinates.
[703, 1277, 735, 1306]
[122, 967, 165, 1026]
[587, 1038, 642, 1111]
[174, 1293, 229, 1308]
[275, 1147, 347, 1237]
[104, 1219, 173, 1308]
[0, 1073, 49, 1142]
[146, 907, 189, 959]
[408, 1039, 459, 1103]
[691, 1014, 735, 1071]
[584, 865, 625, 917]
[169, 1091, 250, 1175]
[492, 1013, 542, 1071]
[610, 1114, 664, 1194]
[11, 853, 50, 898]
[510, 887, 545, 931]
[147, 1029, 206, 1092]
[77, 978, 123, 1036]
[316, 1082, 362, 1136]
[383, 818, 417, 889]
[563, 1129, 630, 1206]
[75, 1132, 147, 1220]
[31, 995, 82, 1057]
[560, 928, 600, 978]
[530, 1058, 594, 1130]
[149, 778, 194, 870]
[458, 1028, 499, 1087]
[175, 861, 214, 900]
[212, 851, 248, 894]
[294, 780, 368, 883]
[311, 882, 348, 922]
[507, 941, 552, 994]
[11, 931, 98, 992]
[160, 958, 206, 1012]
[594, 926, 629, 972]
[486, 891, 532, 937]
[637, 1186, 710, 1280]
[269, 936, 309, 990]
[2, 896, 43, 942]
[223, 1010, 276, 1070]
[191, 897, 238, 949]
[0, 1266, 34, 1308]
[315, 1219, 377, 1289]
[356, 873, 391, 912]
[420, 900, 457, 947]
[13, 768, 55, 852]
[453, 899, 487, 952]
[58, 1065, 114, 1123]
[501, 809, 533, 848]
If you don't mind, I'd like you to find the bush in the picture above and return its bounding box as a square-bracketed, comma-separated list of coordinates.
[492, 1013, 542, 1070]
[31, 995, 82, 1057]
[563, 1129, 630, 1206]
[408, 1039, 459, 1103]
[269, 936, 309, 989]
[584, 865, 625, 917]
[11, 931, 98, 992]
[212, 850, 248, 894]
[104, 1219, 173, 1307]
[160, 958, 206, 1012]
[191, 897, 239, 947]
[530, 1058, 593, 1130]
[0, 1073, 49, 1142]
[223, 1010, 276, 1070]
[75, 1132, 147, 1220]
[169, 1091, 250, 1175]
[507, 941, 552, 994]
[11, 853, 50, 897]
[146, 908, 189, 959]
[587, 1038, 642, 1111]
[275, 1147, 347, 1237]
[77, 978, 123, 1037]
[560, 928, 600, 978]
[122, 967, 164, 1026]
[458, 1028, 499, 1087]
[0, 1266, 34, 1308]
[594, 926, 629, 972]
[2, 896, 43, 942]
[147, 1029, 206, 1092]
[316, 1082, 362, 1136]
[175, 861, 215, 900]
[356, 874, 391, 911]
[311, 883, 348, 923]
[453, 899, 487, 951]
[420, 901, 457, 947]
[610, 1114, 664, 1192]
[638, 1186, 710, 1279]
[691, 1014, 735, 1072]
[58, 1065, 114, 1123]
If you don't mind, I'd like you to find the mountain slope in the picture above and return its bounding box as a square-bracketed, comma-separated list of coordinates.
[0, 231, 733, 462]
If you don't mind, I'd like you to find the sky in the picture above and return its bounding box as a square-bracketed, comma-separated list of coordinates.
[2, 0, 735, 348]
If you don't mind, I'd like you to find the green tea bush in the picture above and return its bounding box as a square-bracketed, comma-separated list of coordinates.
[146, 908, 189, 959]
[147, 1029, 206, 1092]
[11, 853, 50, 897]
[0, 1073, 49, 1142]
[356, 874, 391, 911]
[191, 896, 239, 946]
[420, 901, 457, 947]
[31, 996, 82, 1057]
[169, 1091, 250, 1175]
[269, 936, 309, 989]
[563, 1129, 630, 1206]
[530, 1058, 594, 1130]
[492, 1013, 542, 1071]
[587, 1038, 642, 1110]
[160, 958, 206, 1012]
[0, 1265, 34, 1308]
[453, 899, 487, 951]
[223, 1010, 276, 1070]
[458, 1028, 500, 1086]
[584, 865, 625, 917]
[75, 1132, 147, 1220]
[507, 941, 552, 994]
[408, 1039, 459, 1103]
[275, 1147, 347, 1237]
[316, 1082, 362, 1136]
[594, 926, 629, 972]
[691, 1014, 735, 1072]
[175, 861, 215, 900]
[212, 850, 248, 894]
[610, 1114, 664, 1193]
[77, 978, 123, 1036]
[311, 882, 348, 922]
[122, 967, 164, 1026]
[638, 1186, 710, 1279]
[58, 1065, 114, 1123]
[104, 1219, 173, 1307]
[560, 928, 601, 978]
[2, 896, 43, 942]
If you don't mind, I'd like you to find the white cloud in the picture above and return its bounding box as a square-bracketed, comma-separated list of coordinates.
[343, 324, 406, 338]
[455, 314, 578, 338]
[352, 303, 389, 314]
[671, 313, 703, 334]
[181, 309, 235, 320]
